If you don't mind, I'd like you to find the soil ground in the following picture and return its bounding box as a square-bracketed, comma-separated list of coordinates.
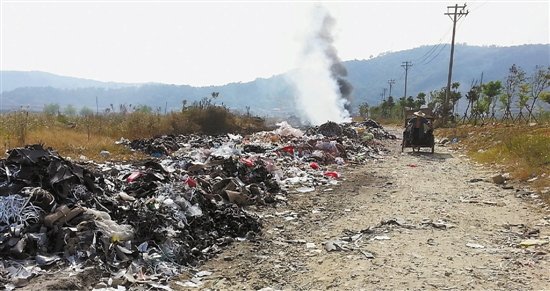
[177, 128, 550, 290]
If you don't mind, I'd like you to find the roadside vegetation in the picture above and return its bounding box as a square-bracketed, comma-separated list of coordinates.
[360, 65, 550, 127]
[438, 124, 550, 202]
[0, 93, 268, 160]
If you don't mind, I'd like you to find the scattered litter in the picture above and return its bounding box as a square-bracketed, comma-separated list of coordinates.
[358, 249, 375, 259]
[195, 271, 213, 277]
[460, 199, 505, 207]
[296, 187, 315, 193]
[421, 219, 456, 229]
[466, 243, 485, 249]
[324, 240, 350, 252]
[373, 235, 391, 241]
[519, 239, 549, 247]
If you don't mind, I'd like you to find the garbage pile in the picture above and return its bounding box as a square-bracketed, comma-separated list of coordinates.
[0, 145, 261, 289]
[0, 120, 395, 288]
[305, 120, 396, 141]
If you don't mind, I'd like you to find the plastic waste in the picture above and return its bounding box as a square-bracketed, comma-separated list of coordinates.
[185, 177, 197, 188]
[280, 145, 295, 155]
[127, 171, 142, 182]
[309, 162, 320, 170]
[315, 141, 338, 154]
[519, 239, 549, 247]
[211, 143, 240, 158]
[274, 121, 303, 137]
[324, 171, 340, 179]
[362, 133, 375, 142]
[296, 187, 315, 193]
[95, 219, 134, 242]
[240, 158, 254, 167]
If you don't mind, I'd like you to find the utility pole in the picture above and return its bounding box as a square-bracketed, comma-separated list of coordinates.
[382, 88, 388, 100]
[388, 79, 395, 97]
[96, 96, 99, 116]
[401, 61, 412, 99]
[444, 3, 469, 122]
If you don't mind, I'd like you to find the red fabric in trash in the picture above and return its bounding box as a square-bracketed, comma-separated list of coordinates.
[324, 171, 340, 178]
[240, 158, 254, 167]
[185, 177, 197, 188]
[280, 145, 295, 155]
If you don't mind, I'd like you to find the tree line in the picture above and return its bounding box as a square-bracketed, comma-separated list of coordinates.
[361, 65, 549, 125]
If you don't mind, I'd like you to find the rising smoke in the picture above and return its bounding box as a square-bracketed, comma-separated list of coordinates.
[289, 5, 353, 125]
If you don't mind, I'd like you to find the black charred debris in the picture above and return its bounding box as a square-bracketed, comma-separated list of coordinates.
[0, 120, 394, 288]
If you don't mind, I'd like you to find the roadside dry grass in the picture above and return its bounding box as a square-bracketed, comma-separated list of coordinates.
[25, 128, 144, 162]
[0, 108, 268, 161]
[438, 123, 550, 203]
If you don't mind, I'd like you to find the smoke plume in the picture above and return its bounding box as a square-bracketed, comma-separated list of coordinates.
[289, 6, 353, 125]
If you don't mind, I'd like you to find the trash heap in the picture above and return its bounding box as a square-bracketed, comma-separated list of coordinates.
[0, 145, 261, 289]
[0, 119, 395, 288]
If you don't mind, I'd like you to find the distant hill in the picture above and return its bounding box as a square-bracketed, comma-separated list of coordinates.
[0, 71, 137, 92]
[1, 44, 548, 115]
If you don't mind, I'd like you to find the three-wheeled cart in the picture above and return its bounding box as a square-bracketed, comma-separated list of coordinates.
[401, 108, 435, 153]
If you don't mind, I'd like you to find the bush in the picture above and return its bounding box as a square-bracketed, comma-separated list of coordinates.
[184, 106, 237, 135]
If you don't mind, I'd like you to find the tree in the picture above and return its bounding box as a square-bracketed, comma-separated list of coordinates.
[134, 104, 153, 113]
[464, 84, 480, 120]
[358, 102, 369, 118]
[450, 82, 462, 116]
[526, 65, 550, 122]
[428, 87, 446, 117]
[516, 83, 530, 122]
[43, 103, 60, 115]
[482, 80, 503, 118]
[415, 92, 426, 109]
[472, 97, 490, 121]
[540, 91, 550, 104]
[80, 106, 94, 116]
[64, 104, 77, 116]
[501, 64, 526, 121]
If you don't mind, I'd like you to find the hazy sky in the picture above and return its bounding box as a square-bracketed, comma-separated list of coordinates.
[1, 1, 548, 86]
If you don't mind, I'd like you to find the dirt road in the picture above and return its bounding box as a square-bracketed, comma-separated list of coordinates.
[180, 131, 550, 290]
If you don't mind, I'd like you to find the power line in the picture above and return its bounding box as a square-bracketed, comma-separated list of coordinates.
[420, 43, 448, 66]
[415, 44, 442, 63]
[413, 26, 454, 64]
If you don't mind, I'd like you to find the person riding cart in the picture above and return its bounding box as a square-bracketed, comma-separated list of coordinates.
[407, 111, 432, 143]
[402, 110, 435, 153]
